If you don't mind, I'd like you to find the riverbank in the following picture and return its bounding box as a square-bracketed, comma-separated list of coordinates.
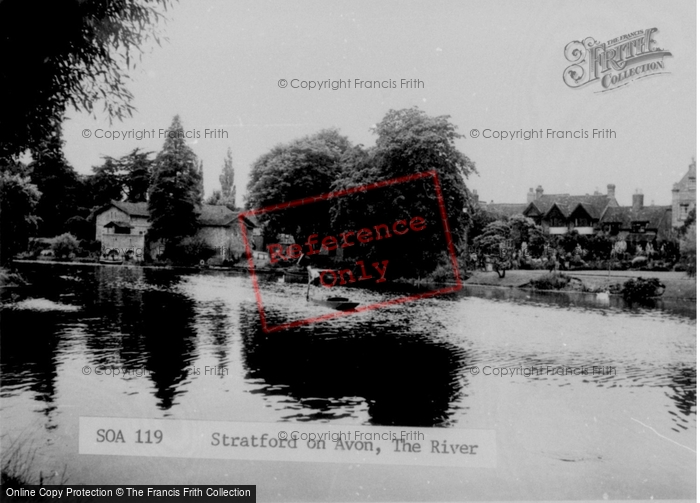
[11, 259, 269, 274]
[10, 260, 697, 299]
[464, 269, 697, 299]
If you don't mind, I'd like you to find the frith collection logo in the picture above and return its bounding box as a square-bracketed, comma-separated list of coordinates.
[563, 28, 672, 92]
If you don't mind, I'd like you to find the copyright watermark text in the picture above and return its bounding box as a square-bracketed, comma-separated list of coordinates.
[277, 78, 424, 90]
[81, 128, 228, 140]
[468, 365, 617, 377]
[469, 128, 616, 140]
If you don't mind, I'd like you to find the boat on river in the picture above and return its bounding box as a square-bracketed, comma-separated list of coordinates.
[99, 251, 124, 265]
[308, 296, 359, 311]
[306, 266, 359, 311]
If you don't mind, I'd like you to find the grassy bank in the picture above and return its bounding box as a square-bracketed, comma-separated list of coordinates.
[464, 270, 696, 299]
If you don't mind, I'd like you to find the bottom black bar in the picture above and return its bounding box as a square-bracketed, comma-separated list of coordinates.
[2, 485, 256, 502]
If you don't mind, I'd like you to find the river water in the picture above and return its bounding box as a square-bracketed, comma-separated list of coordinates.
[1, 264, 695, 500]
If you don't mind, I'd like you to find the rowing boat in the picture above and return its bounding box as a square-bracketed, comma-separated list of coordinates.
[306, 266, 359, 311]
[309, 296, 359, 311]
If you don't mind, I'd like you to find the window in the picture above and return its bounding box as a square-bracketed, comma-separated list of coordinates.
[606, 223, 620, 235]
[549, 216, 565, 227]
[114, 226, 131, 235]
[631, 222, 647, 233]
[680, 203, 690, 220]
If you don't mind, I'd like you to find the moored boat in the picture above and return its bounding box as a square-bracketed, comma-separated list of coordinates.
[99, 256, 124, 265]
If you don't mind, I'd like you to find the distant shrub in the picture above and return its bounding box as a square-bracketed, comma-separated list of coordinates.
[527, 258, 545, 270]
[168, 237, 217, 265]
[644, 260, 672, 272]
[621, 277, 665, 300]
[531, 272, 571, 290]
[425, 262, 462, 283]
[51, 233, 80, 259]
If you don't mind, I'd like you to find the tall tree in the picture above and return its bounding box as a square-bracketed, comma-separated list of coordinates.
[122, 148, 154, 202]
[148, 116, 202, 252]
[219, 147, 236, 209]
[27, 131, 84, 236]
[0, 173, 41, 264]
[86, 156, 124, 209]
[197, 160, 205, 204]
[330, 108, 476, 277]
[0, 0, 172, 159]
[246, 129, 352, 244]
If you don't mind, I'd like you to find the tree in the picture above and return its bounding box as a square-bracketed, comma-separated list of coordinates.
[27, 131, 85, 236]
[85, 156, 124, 209]
[680, 223, 696, 255]
[680, 221, 696, 277]
[206, 190, 224, 206]
[148, 116, 202, 252]
[473, 220, 512, 256]
[466, 204, 498, 247]
[330, 108, 476, 278]
[246, 129, 352, 244]
[0, 0, 171, 159]
[196, 160, 205, 204]
[52, 233, 80, 260]
[122, 148, 154, 202]
[219, 147, 236, 209]
[0, 173, 41, 264]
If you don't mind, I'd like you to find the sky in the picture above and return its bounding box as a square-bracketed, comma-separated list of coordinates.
[62, 0, 696, 209]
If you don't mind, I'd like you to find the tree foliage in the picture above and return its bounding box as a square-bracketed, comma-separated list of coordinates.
[85, 157, 124, 209]
[473, 220, 512, 256]
[52, 233, 81, 260]
[326, 109, 476, 278]
[148, 116, 202, 250]
[680, 222, 696, 256]
[27, 132, 84, 236]
[0, 0, 172, 159]
[246, 129, 352, 243]
[122, 148, 154, 202]
[84, 148, 154, 209]
[0, 173, 41, 264]
[218, 148, 236, 209]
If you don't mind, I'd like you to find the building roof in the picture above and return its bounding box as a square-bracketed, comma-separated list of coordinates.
[528, 194, 614, 219]
[240, 214, 260, 228]
[110, 201, 150, 217]
[103, 220, 133, 228]
[98, 201, 238, 227]
[482, 203, 527, 217]
[198, 205, 237, 226]
[673, 160, 696, 190]
[600, 205, 671, 227]
[600, 205, 673, 241]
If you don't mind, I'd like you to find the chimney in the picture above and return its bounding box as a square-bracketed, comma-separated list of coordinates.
[535, 185, 544, 200]
[607, 184, 616, 199]
[472, 189, 479, 202]
[527, 188, 535, 203]
[632, 190, 643, 211]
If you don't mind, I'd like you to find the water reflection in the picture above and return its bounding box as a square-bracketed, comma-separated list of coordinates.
[238, 305, 469, 426]
[82, 267, 199, 410]
[0, 308, 60, 422]
[1, 264, 695, 440]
